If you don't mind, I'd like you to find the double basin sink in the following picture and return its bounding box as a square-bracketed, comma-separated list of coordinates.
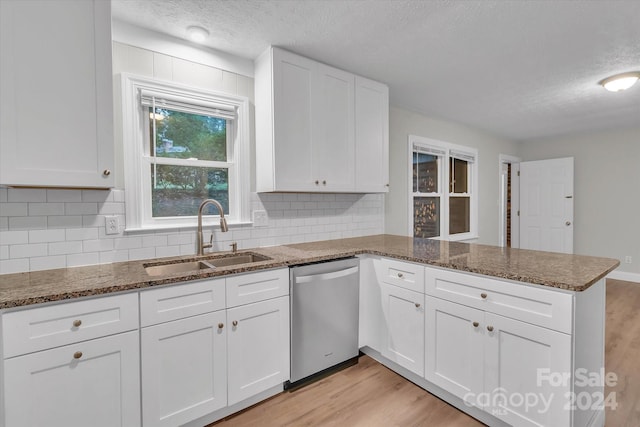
[144, 252, 271, 276]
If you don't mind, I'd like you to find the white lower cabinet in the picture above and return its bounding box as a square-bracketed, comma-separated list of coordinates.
[227, 296, 290, 405]
[4, 330, 140, 427]
[141, 311, 227, 427]
[380, 283, 425, 376]
[425, 296, 572, 427]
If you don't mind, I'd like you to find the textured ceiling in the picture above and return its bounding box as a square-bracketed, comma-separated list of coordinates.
[111, 0, 640, 142]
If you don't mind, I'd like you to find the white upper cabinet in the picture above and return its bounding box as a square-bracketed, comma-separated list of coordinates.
[0, 0, 114, 188]
[355, 77, 389, 192]
[255, 46, 388, 193]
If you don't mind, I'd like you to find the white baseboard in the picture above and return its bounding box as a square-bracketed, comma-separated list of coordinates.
[607, 270, 640, 284]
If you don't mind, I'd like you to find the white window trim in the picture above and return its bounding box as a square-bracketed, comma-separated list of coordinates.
[121, 73, 251, 231]
[408, 135, 479, 241]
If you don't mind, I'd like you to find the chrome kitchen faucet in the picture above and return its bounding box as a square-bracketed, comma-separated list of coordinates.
[196, 199, 229, 255]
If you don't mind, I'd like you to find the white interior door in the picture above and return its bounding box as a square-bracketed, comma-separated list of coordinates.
[520, 157, 574, 253]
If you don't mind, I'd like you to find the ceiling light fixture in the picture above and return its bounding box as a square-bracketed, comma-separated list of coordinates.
[187, 26, 209, 43]
[599, 72, 640, 92]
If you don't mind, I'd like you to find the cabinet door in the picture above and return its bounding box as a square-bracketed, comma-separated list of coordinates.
[380, 283, 425, 376]
[271, 48, 315, 191]
[484, 313, 571, 427]
[313, 64, 355, 191]
[4, 331, 140, 427]
[141, 311, 227, 427]
[355, 76, 389, 193]
[227, 296, 289, 406]
[424, 296, 484, 404]
[0, 0, 114, 188]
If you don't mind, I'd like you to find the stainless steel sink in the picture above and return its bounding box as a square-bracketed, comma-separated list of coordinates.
[205, 253, 270, 267]
[144, 261, 214, 276]
[144, 252, 271, 276]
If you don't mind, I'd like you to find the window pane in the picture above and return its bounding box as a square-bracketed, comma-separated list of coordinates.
[414, 197, 440, 238]
[151, 165, 229, 217]
[450, 158, 468, 193]
[413, 153, 438, 193]
[449, 197, 470, 234]
[149, 108, 227, 161]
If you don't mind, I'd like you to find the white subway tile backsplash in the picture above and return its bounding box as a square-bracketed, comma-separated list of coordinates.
[47, 215, 83, 229]
[8, 188, 46, 202]
[67, 252, 99, 268]
[0, 187, 384, 274]
[1, 230, 29, 245]
[0, 258, 30, 274]
[29, 229, 66, 243]
[65, 228, 99, 241]
[10, 243, 48, 258]
[82, 190, 112, 203]
[28, 203, 64, 216]
[49, 241, 83, 255]
[0, 203, 28, 217]
[9, 216, 47, 230]
[30, 255, 66, 271]
[65, 203, 98, 215]
[47, 189, 82, 202]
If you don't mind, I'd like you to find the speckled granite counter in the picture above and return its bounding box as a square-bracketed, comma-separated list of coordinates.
[0, 234, 620, 309]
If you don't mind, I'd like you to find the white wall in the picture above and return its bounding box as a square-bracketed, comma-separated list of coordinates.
[519, 126, 640, 277]
[386, 106, 520, 245]
[0, 41, 384, 275]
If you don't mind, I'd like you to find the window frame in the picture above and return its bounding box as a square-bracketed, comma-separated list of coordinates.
[121, 73, 251, 231]
[408, 135, 478, 241]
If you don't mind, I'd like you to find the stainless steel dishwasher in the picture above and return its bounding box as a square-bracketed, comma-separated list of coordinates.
[287, 257, 360, 388]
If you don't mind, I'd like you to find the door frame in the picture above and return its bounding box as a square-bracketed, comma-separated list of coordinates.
[498, 154, 521, 248]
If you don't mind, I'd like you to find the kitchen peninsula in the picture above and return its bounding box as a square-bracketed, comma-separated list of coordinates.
[0, 235, 619, 427]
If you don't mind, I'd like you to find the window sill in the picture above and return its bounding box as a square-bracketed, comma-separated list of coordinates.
[124, 221, 253, 234]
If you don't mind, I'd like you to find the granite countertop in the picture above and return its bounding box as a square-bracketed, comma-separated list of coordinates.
[0, 234, 620, 309]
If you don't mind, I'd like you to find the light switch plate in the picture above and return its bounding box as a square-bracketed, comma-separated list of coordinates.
[105, 216, 119, 235]
[253, 210, 268, 227]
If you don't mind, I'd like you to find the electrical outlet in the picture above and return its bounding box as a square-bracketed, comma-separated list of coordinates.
[253, 210, 268, 227]
[624, 256, 633, 264]
[105, 216, 119, 235]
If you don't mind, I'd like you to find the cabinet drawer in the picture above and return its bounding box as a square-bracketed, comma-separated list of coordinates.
[2, 293, 139, 358]
[424, 267, 573, 333]
[226, 268, 289, 308]
[375, 258, 425, 293]
[140, 278, 225, 327]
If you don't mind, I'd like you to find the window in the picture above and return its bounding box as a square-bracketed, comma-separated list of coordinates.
[122, 74, 250, 230]
[409, 136, 478, 241]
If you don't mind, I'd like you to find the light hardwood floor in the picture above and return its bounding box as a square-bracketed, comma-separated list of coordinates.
[212, 279, 639, 427]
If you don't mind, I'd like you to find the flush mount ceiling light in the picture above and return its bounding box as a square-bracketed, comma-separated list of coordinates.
[187, 26, 209, 43]
[599, 72, 640, 92]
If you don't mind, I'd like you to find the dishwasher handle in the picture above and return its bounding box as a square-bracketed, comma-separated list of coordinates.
[294, 266, 359, 284]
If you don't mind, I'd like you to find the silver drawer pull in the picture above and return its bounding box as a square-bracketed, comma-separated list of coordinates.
[487, 326, 494, 332]
[473, 321, 479, 328]
[218, 323, 224, 329]
[480, 293, 487, 299]
[397, 273, 404, 278]
[232, 320, 238, 327]
[415, 303, 421, 308]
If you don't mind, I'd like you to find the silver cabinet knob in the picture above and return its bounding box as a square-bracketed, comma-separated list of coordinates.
[103, 169, 111, 176]
[218, 323, 224, 329]
[397, 273, 404, 278]
[481, 293, 487, 299]
[232, 320, 238, 327]
[415, 303, 421, 308]
[565, 221, 571, 226]
[322, 180, 326, 185]
[487, 326, 494, 332]
[473, 321, 479, 328]
[315, 180, 319, 185]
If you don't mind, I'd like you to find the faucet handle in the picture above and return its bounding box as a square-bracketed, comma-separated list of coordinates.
[209, 234, 213, 245]
[230, 242, 238, 253]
